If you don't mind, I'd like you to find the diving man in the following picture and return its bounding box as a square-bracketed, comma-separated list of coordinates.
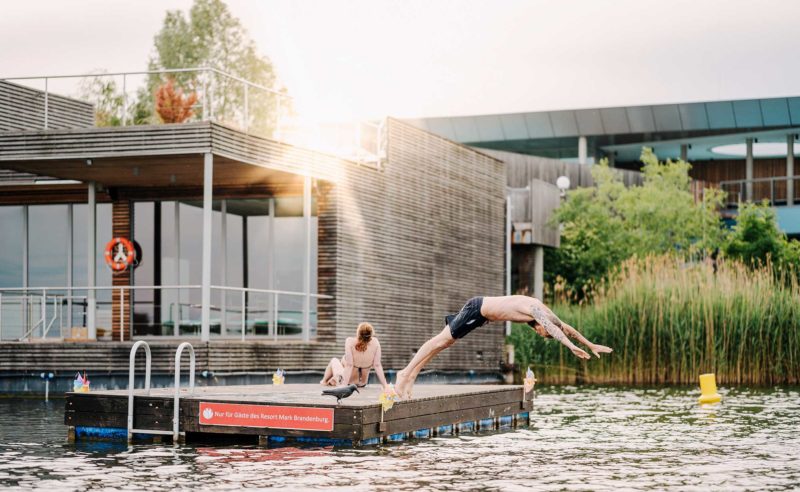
[394, 295, 613, 398]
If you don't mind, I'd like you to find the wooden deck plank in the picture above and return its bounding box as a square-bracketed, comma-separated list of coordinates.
[79, 383, 521, 408]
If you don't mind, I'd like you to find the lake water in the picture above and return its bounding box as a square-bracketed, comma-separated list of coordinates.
[0, 386, 798, 491]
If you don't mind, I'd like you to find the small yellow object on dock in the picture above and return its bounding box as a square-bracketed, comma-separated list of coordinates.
[698, 373, 721, 404]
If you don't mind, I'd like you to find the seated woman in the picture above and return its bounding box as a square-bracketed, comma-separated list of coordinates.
[320, 322, 389, 391]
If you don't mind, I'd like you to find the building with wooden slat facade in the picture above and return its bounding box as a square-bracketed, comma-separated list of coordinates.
[0, 78, 507, 393]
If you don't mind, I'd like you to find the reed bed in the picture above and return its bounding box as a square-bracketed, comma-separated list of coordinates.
[510, 255, 800, 385]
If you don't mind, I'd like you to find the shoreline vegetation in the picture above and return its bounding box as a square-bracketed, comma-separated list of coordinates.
[515, 150, 800, 386]
[510, 255, 800, 385]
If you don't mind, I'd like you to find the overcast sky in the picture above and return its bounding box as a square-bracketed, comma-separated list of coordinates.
[2, 0, 799, 122]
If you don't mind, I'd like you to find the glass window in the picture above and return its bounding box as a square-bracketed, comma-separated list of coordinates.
[0, 206, 23, 288]
[72, 203, 112, 335]
[132, 202, 155, 336]
[28, 205, 69, 288]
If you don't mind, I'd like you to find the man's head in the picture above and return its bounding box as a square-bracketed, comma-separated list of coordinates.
[528, 321, 551, 338]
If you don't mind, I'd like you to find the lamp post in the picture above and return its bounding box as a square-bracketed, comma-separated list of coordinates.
[556, 175, 571, 200]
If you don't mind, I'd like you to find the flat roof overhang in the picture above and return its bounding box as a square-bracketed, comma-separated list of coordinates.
[407, 95, 800, 143]
[601, 126, 800, 162]
[0, 121, 353, 193]
[405, 95, 800, 159]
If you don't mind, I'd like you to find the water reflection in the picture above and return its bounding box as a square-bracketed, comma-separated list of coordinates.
[0, 386, 798, 490]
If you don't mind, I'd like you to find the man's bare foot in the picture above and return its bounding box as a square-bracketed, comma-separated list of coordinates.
[395, 369, 412, 399]
[405, 378, 416, 400]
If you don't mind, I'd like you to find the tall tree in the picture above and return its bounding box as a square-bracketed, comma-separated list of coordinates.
[136, 0, 283, 135]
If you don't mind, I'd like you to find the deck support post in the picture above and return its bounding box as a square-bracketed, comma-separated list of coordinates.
[174, 201, 181, 336]
[302, 176, 311, 342]
[788, 134, 795, 206]
[745, 138, 754, 201]
[578, 135, 588, 165]
[221, 199, 227, 335]
[201, 153, 213, 343]
[505, 195, 511, 336]
[87, 183, 96, 340]
[533, 245, 544, 300]
[67, 204, 73, 329]
[267, 198, 275, 337]
[22, 205, 28, 336]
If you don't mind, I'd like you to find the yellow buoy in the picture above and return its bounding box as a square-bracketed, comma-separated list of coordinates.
[698, 373, 721, 404]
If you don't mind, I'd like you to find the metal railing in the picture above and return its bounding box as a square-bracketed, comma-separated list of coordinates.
[0, 290, 87, 341]
[0, 284, 330, 342]
[718, 176, 800, 207]
[2, 68, 385, 164]
[3, 68, 287, 135]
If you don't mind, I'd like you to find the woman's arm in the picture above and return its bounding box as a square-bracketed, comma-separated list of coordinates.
[372, 340, 389, 390]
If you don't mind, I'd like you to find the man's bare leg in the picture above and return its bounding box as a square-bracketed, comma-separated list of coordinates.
[395, 326, 455, 398]
[403, 348, 443, 398]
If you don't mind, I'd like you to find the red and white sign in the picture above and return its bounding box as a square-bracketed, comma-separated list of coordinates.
[199, 402, 335, 432]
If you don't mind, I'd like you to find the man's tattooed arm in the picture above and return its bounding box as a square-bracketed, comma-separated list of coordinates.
[531, 304, 591, 359]
[543, 307, 613, 358]
[560, 323, 593, 347]
[530, 305, 572, 346]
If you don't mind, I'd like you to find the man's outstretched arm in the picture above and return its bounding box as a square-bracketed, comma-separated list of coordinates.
[559, 322, 613, 358]
[539, 305, 613, 358]
[530, 304, 591, 360]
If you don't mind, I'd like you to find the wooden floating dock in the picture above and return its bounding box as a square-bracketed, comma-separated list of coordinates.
[65, 384, 534, 446]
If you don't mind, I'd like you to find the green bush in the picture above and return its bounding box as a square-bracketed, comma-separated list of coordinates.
[549, 149, 724, 301]
[724, 201, 800, 277]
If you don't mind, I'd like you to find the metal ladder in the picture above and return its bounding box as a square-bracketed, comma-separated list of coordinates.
[172, 342, 195, 442]
[127, 341, 196, 443]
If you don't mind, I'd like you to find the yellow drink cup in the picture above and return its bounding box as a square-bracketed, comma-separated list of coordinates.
[698, 373, 721, 404]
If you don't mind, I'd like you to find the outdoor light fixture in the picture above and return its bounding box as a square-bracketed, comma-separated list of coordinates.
[86, 158, 93, 166]
[556, 175, 571, 197]
[712, 142, 800, 158]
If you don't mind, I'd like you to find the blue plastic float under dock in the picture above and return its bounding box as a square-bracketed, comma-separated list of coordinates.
[65, 384, 534, 446]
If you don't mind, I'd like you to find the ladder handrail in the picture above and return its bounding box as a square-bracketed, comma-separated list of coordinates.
[173, 342, 195, 441]
[127, 340, 152, 442]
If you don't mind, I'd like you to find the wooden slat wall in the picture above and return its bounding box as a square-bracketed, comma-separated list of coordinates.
[0, 80, 94, 131]
[110, 201, 132, 341]
[211, 124, 353, 182]
[508, 179, 561, 248]
[0, 122, 212, 160]
[481, 148, 644, 188]
[321, 119, 506, 371]
[680, 158, 797, 202]
[688, 158, 788, 182]
[316, 180, 338, 344]
[0, 122, 352, 184]
[0, 341, 341, 373]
